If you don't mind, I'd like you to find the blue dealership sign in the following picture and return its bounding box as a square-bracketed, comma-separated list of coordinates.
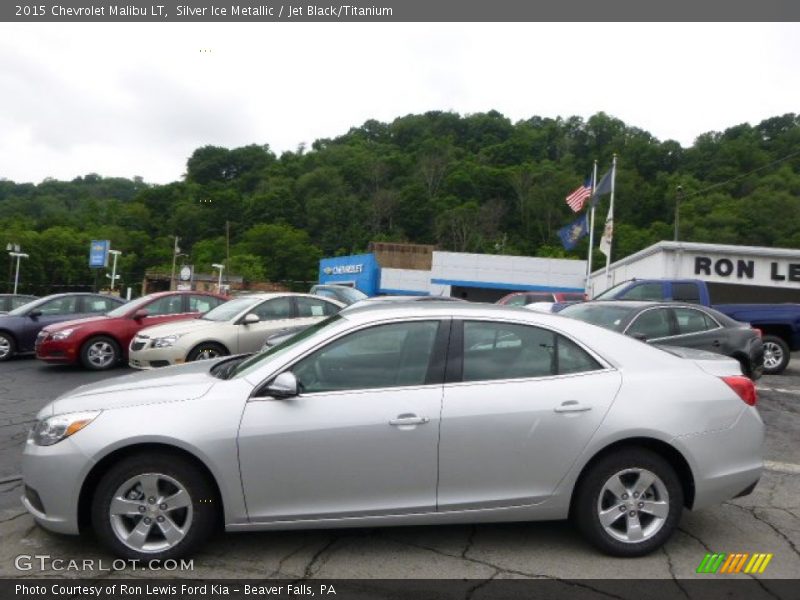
[89, 240, 110, 268]
[319, 253, 380, 296]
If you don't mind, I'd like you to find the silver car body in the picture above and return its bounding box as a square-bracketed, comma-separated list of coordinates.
[23, 303, 762, 537]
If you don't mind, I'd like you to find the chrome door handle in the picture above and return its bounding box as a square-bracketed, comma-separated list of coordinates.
[389, 415, 430, 426]
[554, 401, 592, 413]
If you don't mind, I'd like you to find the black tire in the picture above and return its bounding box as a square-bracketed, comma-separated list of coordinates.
[187, 342, 228, 362]
[573, 448, 683, 557]
[91, 454, 217, 561]
[762, 335, 790, 375]
[80, 336, 121, 371]
[0, 331, 16, 362]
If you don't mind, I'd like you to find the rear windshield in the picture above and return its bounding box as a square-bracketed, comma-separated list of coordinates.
[558, 303, 634, 332]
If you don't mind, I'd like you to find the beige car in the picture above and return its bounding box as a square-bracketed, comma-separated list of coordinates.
[128, 293, 344, 369]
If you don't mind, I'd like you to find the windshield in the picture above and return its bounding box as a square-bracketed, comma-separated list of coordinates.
[592, 280, 633, 300]
[559, 303, 634, 332]
[229, 314, 343, 379]
[6, 297, 43, 316]
[106, 295, 150, 318]
[201, 297, 261, 322]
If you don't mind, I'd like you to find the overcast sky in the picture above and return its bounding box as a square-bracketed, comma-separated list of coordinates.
[1, 23, 798, 185]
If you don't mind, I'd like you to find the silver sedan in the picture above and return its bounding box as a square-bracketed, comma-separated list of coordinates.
[21, 303, 763, 560]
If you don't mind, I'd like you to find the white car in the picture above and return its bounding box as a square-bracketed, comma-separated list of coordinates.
[128, 293, 344, 368]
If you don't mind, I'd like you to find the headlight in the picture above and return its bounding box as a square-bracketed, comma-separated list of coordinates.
[29, 411, 101, 446]
[51, 328, 75, 340]
[152, 334, 182, 348]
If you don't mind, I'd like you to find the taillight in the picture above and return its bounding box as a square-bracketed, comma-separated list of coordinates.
[721, 375, 757, 406]
[752, 327, 762, 338]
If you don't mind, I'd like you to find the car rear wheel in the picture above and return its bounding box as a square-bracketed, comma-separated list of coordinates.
[91, 454, 217, 561]
[573, 448, 683, 557]
[0, 332, 16, 361]
[81, 336, 120, 371]
[762, 335, 789, 375]
[187, 342, 228, 362]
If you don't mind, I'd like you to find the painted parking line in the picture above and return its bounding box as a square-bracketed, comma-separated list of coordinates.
[764, 460, 800, 475]
[756, 386, 800, 395]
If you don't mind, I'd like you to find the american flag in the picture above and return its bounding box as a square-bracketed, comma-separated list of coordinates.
[565, 179, 592, 212]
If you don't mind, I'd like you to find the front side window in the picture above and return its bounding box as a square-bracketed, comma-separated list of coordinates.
[673, 308, 716, 335]
[253, 297, 293, 321]
[145, 295, 185, 316]
[626, 309, 672, 339]
[462, 321, 601, 382]
[291, 321, 439, 393]
[672, 283, 701, 304]
[37, 296, 78, 316]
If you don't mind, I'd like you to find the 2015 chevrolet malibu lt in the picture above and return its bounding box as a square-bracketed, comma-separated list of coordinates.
[22, 303, 763, 560]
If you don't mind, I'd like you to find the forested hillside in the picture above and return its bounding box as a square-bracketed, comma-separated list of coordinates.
[1, 111, 798, 294]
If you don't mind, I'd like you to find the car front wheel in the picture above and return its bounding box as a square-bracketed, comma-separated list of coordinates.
[573, 448, 683, 557]
[187, 342, 228, 362]
[81, 336, 120, 370]
[91, 454, 217, 560]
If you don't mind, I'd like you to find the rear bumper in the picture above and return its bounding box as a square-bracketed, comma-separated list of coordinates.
[676, 406, 764, 510]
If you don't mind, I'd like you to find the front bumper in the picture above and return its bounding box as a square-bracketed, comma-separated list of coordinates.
[128, 338, 183, 369]
[21, 437, 93, 535]
[35, 336, 78, 364]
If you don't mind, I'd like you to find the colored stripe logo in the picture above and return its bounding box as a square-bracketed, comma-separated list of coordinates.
[696, 552, 773, 574]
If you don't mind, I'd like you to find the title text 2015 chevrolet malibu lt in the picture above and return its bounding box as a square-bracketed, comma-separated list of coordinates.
[21, 303, 763, 560]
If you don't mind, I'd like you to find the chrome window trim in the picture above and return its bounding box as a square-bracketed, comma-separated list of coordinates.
[622, 306, 673, 340]
[623, 305, 723, 342]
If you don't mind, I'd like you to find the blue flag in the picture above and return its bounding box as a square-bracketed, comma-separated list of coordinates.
[590, 167, 613, 206]
[558, 213, 589, 250]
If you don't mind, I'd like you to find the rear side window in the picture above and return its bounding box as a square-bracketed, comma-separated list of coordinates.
[462, 321, 601, 382]
[673, 283, 701, 304]
[618, 283, 664, 301]
[189, 295, 224, 313]
[674, 308, 717, 334]
[296, 297, 340, 317]
[84, 297, 118, 314]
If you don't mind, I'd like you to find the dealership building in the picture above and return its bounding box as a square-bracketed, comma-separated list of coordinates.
[588, 241, 800, 302]
[318, 242, 587, 302]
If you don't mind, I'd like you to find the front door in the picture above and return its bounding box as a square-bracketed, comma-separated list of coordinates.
[238, 319, 444, 521]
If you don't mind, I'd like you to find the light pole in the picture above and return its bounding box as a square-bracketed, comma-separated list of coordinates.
[169, 236, 180, 291]
[8, 251, 29, 295]
[5, 243, 19, 290]
[108, 249, 122, 292]
[212, 263, 225, 293]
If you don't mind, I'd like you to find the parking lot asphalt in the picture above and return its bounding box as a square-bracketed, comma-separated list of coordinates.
[0, 355, 799, 581]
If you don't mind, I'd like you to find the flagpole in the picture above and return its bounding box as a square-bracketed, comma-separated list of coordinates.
[604, 154, 617, 284]
[585, 160, 598, 291]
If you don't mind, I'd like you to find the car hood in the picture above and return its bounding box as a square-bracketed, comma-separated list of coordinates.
[137, 318, 222, 338]
[48, 359, 220, 415]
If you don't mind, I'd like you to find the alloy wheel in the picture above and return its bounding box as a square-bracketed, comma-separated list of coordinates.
[763, 341, 783, 371]
[109, 473, 193, 553]
[596, 468, 670, 543]
[87, 340, 116, 368]
[0, 337, 11, 360]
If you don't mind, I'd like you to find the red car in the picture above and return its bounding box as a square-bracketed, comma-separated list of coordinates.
[496, 291, 587, 306]
[35, 291, 228, 370]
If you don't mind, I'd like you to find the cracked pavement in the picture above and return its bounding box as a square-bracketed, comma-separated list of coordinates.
[0, 355, 799, 580]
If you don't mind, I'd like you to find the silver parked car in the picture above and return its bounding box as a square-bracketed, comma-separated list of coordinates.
[22, 303, 763, 560]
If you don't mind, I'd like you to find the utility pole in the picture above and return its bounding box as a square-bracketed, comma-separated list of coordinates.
[674, 185, 684, 242]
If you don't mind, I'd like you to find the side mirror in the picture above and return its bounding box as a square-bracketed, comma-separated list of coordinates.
[265, 372, 298, 399]
[133, 308, 149, 320]
[631, 332, 648, 342]
[242, 313, 260, 325]
[28, 309, 42, 319]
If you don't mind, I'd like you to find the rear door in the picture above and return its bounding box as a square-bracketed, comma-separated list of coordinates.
[437, 319, 621, 510]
